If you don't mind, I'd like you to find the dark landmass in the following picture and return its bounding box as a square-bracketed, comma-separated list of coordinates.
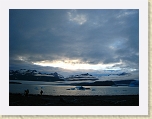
[70, 81, 116, 86]
[68, 80, 137, 86]
[9, 93, 139, 106]
[113, 80, 135, 86]
[9, 82, 22, 84]
[10, 75, 64, 82]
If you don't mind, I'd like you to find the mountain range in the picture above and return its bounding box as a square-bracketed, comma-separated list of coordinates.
[9, 69, 138, 86]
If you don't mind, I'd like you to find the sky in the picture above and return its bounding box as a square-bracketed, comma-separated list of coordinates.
[9, 9, 139, 77]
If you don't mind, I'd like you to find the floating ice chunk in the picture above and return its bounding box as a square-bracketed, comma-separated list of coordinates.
[75, 86, 85, 90]
[67, 86, 90, 90]
[129, 80, 139, 87]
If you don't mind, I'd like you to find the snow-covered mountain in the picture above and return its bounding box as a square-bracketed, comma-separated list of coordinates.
[9, 69, 64, 81]
[66, 73, 98, 81]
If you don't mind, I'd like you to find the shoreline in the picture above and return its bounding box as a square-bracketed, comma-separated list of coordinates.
[9, 93, 139, 106]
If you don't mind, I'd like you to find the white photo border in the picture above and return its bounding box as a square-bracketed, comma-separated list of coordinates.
[0, 0, 148, 115]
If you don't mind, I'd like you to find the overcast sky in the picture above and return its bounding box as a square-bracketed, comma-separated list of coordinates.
[9, 9, 139, 76]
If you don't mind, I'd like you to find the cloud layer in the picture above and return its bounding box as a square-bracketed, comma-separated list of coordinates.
[9, 9, 139, 75]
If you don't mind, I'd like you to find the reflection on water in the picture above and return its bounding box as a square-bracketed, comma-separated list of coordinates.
[9, 80, 139, 95]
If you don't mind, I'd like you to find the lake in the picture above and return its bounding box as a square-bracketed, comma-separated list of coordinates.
[9, 80, 139, 96]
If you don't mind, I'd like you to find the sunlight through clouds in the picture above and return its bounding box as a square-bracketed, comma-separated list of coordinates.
[32, 59, 123, 71]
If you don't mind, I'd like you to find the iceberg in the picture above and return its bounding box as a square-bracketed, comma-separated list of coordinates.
[75, 86, 85, 90]
[129, 80, 139, 87]
[66, 86, 90, 90]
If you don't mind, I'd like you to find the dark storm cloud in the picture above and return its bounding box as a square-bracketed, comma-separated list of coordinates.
[9, 9, 139, 71]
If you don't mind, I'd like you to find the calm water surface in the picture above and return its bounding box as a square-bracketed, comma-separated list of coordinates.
[9, 80, 139, 95]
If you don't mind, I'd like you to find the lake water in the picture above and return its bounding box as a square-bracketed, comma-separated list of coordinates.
[9, 80, 139, 96]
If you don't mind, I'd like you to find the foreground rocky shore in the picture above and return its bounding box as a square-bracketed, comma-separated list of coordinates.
[9, 93, 139, 106]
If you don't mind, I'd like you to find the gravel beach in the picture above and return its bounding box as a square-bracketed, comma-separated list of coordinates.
[9, 93, 139, 106]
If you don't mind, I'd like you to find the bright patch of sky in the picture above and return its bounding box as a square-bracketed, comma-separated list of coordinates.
[32, 60, 122, 70]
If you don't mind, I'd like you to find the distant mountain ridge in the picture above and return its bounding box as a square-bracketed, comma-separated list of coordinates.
[93, 72, 131, 77]
[68, 80, 138, 86]
[9, 69, 138, 87]
[65, 73, 98, 81]
[9, 69, 64, 82]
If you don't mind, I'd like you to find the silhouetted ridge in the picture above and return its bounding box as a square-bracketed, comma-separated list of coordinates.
[72, 81, 116, 86]
[113, 80, 136, 86]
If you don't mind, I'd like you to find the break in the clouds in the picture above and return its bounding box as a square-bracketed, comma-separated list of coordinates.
[9, 9, 139, 75]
